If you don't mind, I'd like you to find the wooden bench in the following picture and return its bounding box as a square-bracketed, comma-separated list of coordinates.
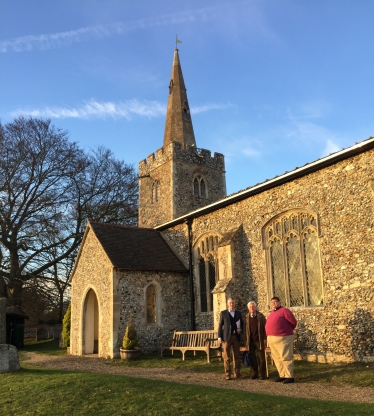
[161, 330, 221, 363]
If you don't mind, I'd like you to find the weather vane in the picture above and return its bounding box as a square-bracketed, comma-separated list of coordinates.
[175, 35, 182, 49]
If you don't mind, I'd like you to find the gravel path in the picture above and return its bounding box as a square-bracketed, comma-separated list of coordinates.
[22, 352, 374, 405]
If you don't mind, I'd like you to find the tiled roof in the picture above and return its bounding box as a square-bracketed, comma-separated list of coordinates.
[89, 222, 187, 273]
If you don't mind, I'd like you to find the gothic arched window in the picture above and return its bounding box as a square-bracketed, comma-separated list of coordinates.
[262, 210, 323, 307]
[193, 175, 208, 198]
[146, 285, 157, 323]
[194, 234, 219, 313]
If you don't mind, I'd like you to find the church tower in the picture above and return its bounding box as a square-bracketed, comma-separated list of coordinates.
[138, 49, 226, 228]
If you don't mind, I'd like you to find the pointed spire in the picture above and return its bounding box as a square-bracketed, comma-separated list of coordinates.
[163, 49, 196, 148]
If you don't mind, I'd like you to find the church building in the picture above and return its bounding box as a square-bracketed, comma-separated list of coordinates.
[70, 49, 374, 363]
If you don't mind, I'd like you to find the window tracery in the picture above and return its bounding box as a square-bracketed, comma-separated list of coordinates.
[263, 209, 323, 307]
[194, 234, 220, 313]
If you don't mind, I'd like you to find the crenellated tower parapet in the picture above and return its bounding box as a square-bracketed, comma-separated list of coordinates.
[139, 142, 225, 180]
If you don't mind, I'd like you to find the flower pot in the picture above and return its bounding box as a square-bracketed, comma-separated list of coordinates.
[120, 348, 141, 359]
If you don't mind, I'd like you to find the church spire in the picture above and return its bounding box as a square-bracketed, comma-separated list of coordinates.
[163, 48, 196, 148]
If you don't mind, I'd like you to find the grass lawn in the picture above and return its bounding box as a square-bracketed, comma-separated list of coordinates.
[2, 367, 374, 415]
[1, 339, 371, 415]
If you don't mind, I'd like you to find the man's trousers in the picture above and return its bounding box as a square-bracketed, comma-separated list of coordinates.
[222, 333, 241, 376]
[267, 335, 294, 378]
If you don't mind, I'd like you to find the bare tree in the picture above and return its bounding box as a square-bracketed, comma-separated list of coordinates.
[0, 117, 138, 310]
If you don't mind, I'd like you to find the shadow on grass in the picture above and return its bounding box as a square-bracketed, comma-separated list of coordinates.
[22, 338, 67, 356]
[21, 338, 374, 387]
[293, 360, 374, 387]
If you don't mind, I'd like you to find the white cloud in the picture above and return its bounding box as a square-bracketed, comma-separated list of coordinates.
[0, 2, 269, 53]
[286, 100, 332, 121]
[216, 136, 262, 163]
[11, 99, 166, 120]
[0, 24, 126, 53]
[10, 99, 232, 120]
[321, 139, 341, 156]
[0, 6, 228, 53]
[191, 102, 235, 114]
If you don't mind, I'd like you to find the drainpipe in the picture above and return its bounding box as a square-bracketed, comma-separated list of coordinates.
[185, 218, 195, 330]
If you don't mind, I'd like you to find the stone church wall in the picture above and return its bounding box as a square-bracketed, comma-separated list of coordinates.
[70, 228, 113, 358]
[116, 270, 190, 353]
[163, 149, 374, 362]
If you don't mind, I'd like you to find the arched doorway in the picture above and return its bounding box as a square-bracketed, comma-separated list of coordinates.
[83, 289, 99, 354]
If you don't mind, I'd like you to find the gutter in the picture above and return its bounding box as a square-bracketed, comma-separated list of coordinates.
[155, 137, 374, 231]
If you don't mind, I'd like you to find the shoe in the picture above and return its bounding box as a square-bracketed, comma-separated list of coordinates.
[250, 374, 258, 380]
[275, 377, 286, 382]
[225, 375, 231, 380]
[259, 376, 267, 380]
[283, 378, 294, 384]
[235, 373, 245, 379]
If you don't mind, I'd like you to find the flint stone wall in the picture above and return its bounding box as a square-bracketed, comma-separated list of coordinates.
[163, 149, 374, 363]
[116, 269, 190, 354]
[0, 344, 20, 373]
[139, 142, 226, 228]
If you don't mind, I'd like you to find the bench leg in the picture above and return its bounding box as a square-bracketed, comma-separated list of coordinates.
[265, 352, 269, 378]
[182, 351, 185, 361]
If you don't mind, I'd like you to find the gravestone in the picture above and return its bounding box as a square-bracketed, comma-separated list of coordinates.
[0, 344, 20, 373]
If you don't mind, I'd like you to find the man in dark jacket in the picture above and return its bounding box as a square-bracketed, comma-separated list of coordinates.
[218, 298, 244, 380]
[244, 301, 267, 380]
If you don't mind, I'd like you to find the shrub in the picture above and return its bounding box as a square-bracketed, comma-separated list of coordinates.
[122, 315, 138, 350]
[61, 303, 71, 347]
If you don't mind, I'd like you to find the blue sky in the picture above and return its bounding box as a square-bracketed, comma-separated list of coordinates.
[1, 0, 373, 194]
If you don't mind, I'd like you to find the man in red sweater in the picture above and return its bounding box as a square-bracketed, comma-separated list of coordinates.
[265, 297, 297, 384]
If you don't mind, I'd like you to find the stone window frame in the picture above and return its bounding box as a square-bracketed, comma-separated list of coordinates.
[144, 281, 162, 325]
[261, 208, 324, 308]
[192, 174, 208, 199]
[151, 180, 159, 204]
[193, 233, 220, 313]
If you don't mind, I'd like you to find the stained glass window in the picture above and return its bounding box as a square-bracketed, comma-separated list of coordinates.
[264, 210, 323, 307]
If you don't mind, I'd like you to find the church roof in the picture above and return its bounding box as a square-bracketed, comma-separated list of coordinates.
[163, 48, 196, 148]
[89, 222, 187, 272]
